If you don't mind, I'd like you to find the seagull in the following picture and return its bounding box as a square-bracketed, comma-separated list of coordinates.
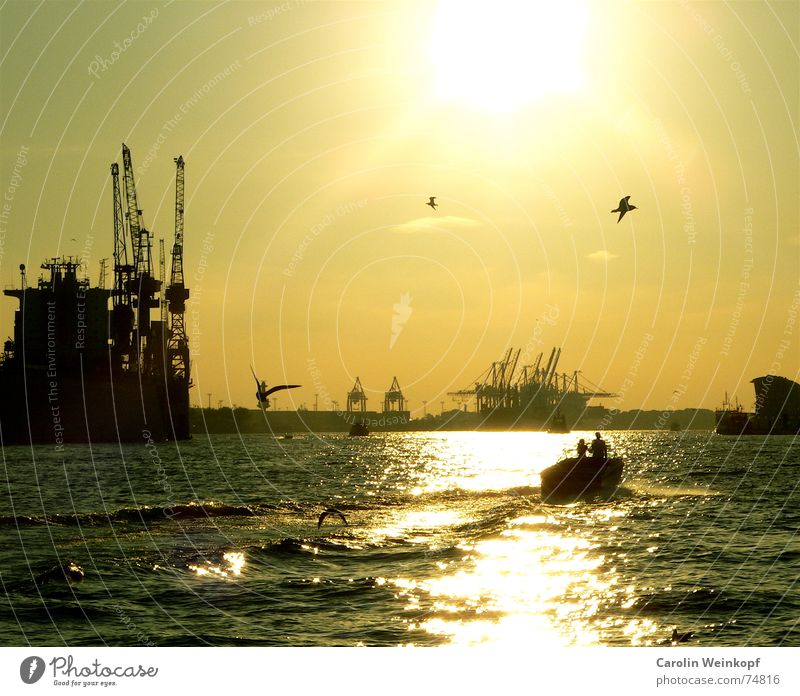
[611, 195, 637, 223]
[671, 628, 694, 644]
[426, 196, 437, 211]
[317, 508, 348, 528]
[251, 366, 300, 412]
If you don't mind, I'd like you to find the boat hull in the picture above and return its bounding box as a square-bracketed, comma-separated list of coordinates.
[714, 409, 753, 435]
[540, 457, 624, 503]
[0, 368, 188, 445]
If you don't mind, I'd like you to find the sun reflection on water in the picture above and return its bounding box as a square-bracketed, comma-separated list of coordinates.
[410, 517, 611, 645]
[368, 508, 465, 546]
[188, 551, 246, 579]
[404, 432, 570, 494]
[362, 432, 659, 646]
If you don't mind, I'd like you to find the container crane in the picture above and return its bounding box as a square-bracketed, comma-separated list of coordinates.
[165, 156, 190, 382]
[110, 161, 134, 366]
[121, 143, 160, 370]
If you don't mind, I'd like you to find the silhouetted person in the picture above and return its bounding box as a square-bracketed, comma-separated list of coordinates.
[576, 438, 588, 459]
[589, 432, 607, 459]
[611, 195, 637, 223]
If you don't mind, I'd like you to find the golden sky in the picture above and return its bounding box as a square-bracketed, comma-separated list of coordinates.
[0, 0, 798, 413]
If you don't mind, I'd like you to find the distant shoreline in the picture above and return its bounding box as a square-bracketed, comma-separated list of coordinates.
[190, 407, 717, 434]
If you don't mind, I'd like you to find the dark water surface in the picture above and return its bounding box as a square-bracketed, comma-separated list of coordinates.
[1, 431, 797, 646]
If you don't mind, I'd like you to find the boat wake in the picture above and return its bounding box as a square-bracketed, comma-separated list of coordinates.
[623, 479, 720, 497]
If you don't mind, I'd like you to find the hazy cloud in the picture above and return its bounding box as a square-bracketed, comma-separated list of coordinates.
[586, 250, 619, 262]
[392, 215, 481, 233]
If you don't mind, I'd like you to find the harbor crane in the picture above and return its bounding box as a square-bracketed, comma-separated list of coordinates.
[165, 156, 190, 383]
[121, 144, 160, 370]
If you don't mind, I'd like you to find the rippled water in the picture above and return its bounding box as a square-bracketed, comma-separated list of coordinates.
[0, 431, 797, 646]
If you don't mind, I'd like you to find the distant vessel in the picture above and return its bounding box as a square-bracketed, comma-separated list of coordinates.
[349, 421, 369, 436]
[547, 409, 570, 433]
[540, 456, 624, 503]
[714, 392, 753, 435]
[0, 145, 191, 445]
[448, 347, 615, 430]
[715, 377, 800, 435]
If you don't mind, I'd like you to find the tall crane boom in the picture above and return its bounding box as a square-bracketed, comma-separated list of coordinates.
[546, 347, 562, 388]
[110, 161, 135, 365]
[166, 155, 190, 382]
[121, 143, 150, 278]
[169, 156, 185, 293]
[120, 143, 159, 370]
[159, 238, 167, 327]
[111, 163, 126, 266]
[110, 162, 128, 306]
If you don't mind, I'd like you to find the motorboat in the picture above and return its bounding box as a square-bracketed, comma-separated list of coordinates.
[547, 410, 570, 433]
[540, 455, 624, 503]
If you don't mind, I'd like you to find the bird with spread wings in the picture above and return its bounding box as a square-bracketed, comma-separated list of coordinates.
[317, 508, 348, 528]
[611, 195, 637, 223]
[251, 366, 300, 412]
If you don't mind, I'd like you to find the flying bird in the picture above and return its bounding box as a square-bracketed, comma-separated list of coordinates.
[426, 196, 437, 211]
[251, 366, 300, 411]
[611, 195, 637, 223]
[317, 508, 348, 528]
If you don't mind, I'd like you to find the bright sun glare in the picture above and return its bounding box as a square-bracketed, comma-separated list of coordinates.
[430, 0, 589, 112]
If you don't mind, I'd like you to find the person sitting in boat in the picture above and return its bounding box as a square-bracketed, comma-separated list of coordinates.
[589, 432, 607, 460]
[576, 438, 588, 459]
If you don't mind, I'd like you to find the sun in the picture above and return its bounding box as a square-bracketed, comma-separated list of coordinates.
[430, 0, 589, 112]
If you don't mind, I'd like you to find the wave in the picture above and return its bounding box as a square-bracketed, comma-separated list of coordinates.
[250, 537, 357, 557]
[0, 483, 552, 530]
[142, 532, 465, 585]
[622, 480, 718, 498]
[635, 587, 740, 614]
[0, 501, 280, 528]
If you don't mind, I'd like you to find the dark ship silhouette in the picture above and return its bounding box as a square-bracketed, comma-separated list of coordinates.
[448, 347, 615, 430]
[715, 376, 800, 435]
[348, 421, 369, 436]
[0, 145, 191, 445]
[547, 409, 570, 433]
